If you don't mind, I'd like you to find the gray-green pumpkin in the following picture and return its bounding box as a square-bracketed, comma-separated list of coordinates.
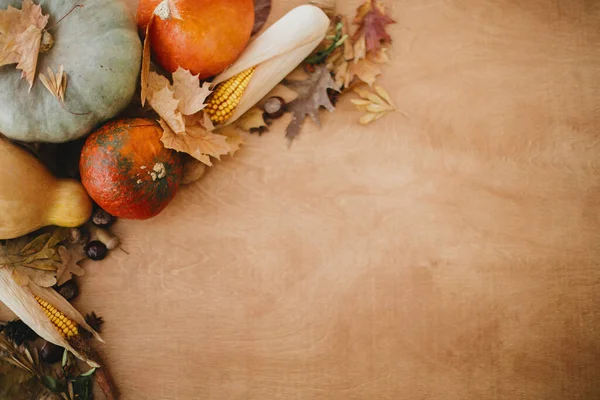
[0, 0, 142, 143]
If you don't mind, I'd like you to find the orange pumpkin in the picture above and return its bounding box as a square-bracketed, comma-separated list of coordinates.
[79, 119, 183, 220]
[137, 0, 255, 79]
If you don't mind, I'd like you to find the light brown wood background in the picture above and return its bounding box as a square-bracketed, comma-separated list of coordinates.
[6, 0, 600, 398]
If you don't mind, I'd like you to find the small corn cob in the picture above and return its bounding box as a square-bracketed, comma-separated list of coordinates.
[205, 67, 256, 124]
[35, 295, 79, 339]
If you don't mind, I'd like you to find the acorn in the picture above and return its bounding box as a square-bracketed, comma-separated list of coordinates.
[84, 241, 108, 261]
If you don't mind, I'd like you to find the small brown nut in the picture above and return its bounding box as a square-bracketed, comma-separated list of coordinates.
[92, 208, 115, 227]
[263, 96, 286, 120]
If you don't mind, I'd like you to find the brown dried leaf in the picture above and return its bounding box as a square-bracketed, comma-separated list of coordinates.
[39, 65, 66, 103]
[350, 58, 382, 87]
[283, 65, 337, 141]
[353, 0, 396, 53]
[15, 263, 57, 288]
[0, 0, 49, 89]
[368, 47, 390, 64]
[220, 126, 245, 155]
[149, 83, 186, 134]
[159, 120, 230, 166]
[56, 245, 85, 286]
[252, 0, 272, 35]
[236, 107, 267, 132]
[172, 67, 212, 115]
[309, 0, 336, 17]
[140, 15, 154, 106]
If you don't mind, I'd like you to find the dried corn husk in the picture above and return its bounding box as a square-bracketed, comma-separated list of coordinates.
[211, 5, 330, 127]
[0, 267, 101, 367]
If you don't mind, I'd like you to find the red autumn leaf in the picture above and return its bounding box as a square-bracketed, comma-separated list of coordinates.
[353, 0, 396, 53]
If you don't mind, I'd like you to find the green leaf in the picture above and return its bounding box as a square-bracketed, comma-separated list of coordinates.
[42, 375, 66, 393]
[79, 367, 96, 377]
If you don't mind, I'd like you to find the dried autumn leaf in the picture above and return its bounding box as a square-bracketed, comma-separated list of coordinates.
[368, 47, 390, 64]
[309, 0, 336, 18]
[172, 67, 212, 115]
[39, 65, 66, 103]
[252, 0, 272, 35]
[148, 75, 186, 134]
[0, 0, 50, 89]
[159, 120, 230, 166]
[352, 85, 401, 125]
[353, 0, 395, 53]
[236, 107, 267, 132]
[350, 58, 382, 87]
[140, 15, 154, 106]
[220, 126, 245, 155]
[283, 65, 337, 141]
[56, 246, 85, 286]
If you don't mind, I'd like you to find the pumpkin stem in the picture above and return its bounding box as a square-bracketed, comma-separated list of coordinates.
[45, 4, 84, 32]
[46, 180, 93, 229]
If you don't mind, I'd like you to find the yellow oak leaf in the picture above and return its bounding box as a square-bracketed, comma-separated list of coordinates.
[0, 0, 49, 89]
[159, 119, 231, 166]
[172, 67, 212, 115]
[352, 85, 401, 125]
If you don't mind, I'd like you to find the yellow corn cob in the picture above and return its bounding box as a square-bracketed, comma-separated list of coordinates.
[206, 67, 256, 124]
[35, 296, 79, 339]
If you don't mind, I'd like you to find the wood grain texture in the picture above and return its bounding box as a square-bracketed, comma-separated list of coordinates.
[5, 0, 600, 398]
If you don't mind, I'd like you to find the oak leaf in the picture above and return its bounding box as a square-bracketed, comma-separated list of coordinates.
[353, 0, 395, 53]
[56, 245, 85, 286]
[0, 0, 49, 89]
[283, 65, 337, 141]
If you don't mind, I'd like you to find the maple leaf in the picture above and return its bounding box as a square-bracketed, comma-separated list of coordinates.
[353, 0, 395, 53]
[56, 245, 85, 286]
[159, 119, 230, 166]
[172, 67, 212, 115]
[0, 0, 50, 89]
[283, 65, 337, 141]
[147, 72, 186, 134]
[220, 126, 245, 155]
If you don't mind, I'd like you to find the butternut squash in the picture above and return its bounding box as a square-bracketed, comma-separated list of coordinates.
[0, 137, 92, 239]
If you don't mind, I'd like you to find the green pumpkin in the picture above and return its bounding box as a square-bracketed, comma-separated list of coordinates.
[0, 0, 141, 143]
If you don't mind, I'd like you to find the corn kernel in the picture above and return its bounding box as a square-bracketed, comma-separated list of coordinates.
[35, 296, 79, 339]
[206, 67, 256, 124]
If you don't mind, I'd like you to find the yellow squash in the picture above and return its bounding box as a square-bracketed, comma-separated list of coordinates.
[0, 137, 92, 239]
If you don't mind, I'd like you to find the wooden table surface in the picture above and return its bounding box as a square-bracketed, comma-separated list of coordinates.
[6, 0, 600, 398]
